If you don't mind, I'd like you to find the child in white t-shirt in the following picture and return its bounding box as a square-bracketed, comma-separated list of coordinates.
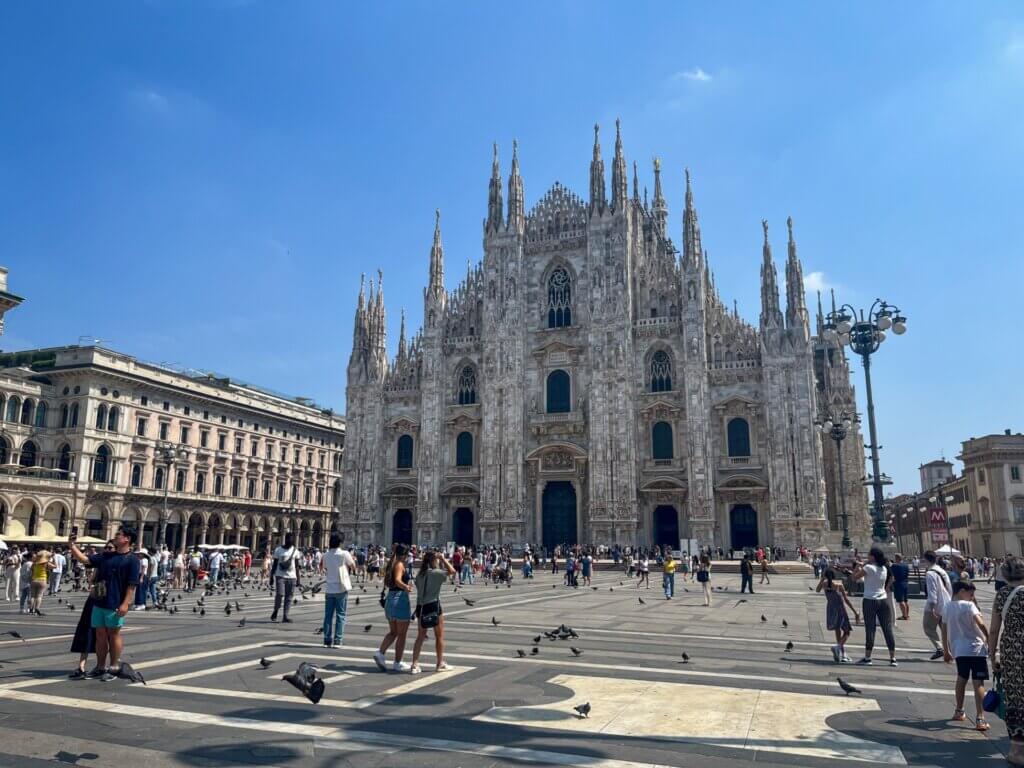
[942, 581, 991, 731]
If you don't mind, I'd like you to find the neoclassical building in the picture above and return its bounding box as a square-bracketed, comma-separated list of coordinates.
[340, 124, 870, 551]
[0, 345, 345, 550]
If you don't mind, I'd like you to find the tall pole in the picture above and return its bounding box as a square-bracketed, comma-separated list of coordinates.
[835, 439, 851, 549]
[861, 351, 887, 541]
[159, 457, 170, 549]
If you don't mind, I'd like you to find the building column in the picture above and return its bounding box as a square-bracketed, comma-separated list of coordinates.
[200, 524, 208, 545]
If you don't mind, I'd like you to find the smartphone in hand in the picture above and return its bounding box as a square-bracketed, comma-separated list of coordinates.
[69, 525, 79, 543]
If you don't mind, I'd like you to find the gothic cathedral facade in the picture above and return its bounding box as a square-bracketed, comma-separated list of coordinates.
[340, 123, 871, 552]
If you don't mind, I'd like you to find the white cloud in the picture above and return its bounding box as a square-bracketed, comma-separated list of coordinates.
[803, 271, 833, 293]
[674, 68, 712, 83]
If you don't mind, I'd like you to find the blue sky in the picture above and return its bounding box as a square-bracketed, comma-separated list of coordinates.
[1, 3, 1021, 492]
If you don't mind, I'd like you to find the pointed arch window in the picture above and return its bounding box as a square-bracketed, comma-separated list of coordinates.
[70, 403, 79, 427]
[547, 267, 572, 328]
[20, 400, 33, 425]
[58, 444, 72, 473]
[93, 445, 111, 483]
[96, 404, 108, 430]
[652, 422, 674, 461]
[60, 404, 69, 428]
[727, 418, 751, 457]
[107, 406, 119, 432]
[19, 440, 38, 467]
[650, 350, 672, 392]
[457, 366, 477, 405]
[546, 369, 571, 414]
[396, 434, 414, 469]
[456, 431, 473, 467]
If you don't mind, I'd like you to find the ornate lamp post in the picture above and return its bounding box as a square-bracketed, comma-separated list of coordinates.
[815, 410, 859, 550]
[156, 443, 189, 548]
[823, 299, 907, 541]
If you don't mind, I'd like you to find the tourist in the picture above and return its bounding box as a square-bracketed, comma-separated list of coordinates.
[850, 546, 897, 667]
[375, 543, 413, 673]
[581, 551, 592, 587]
[132, 549, 149, 611]
[923, 550, 953, 661]
[410, 549, 456, 674]
[697, 555, 712, 606]
[662, 552, 676, 599]
[320, 533, 355, 648]
[208, 547, 223, 585]
[270, 533, 299, 623]
[4, 546, 22, 602]
[817, 568, 857, 663]
[172, 550, 186, 589]
[187, 548, 202, 592]
[941, 580, 990, 731]
[48, 548, 66, 595]
[892, 553, 911, 621]
[18, 553, 31, 614]
[68, 543, 103, 680]
[740, 554, 755, 594]
[759, 555, 771, 585]
[989, 557, 1024, 762]
[638, 554, 650, 589]
[28, 546, 54, 615]
[67, 527, 141, 682]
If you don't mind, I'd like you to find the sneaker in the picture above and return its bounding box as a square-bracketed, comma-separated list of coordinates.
[99, 671, 117, 682]
[392, 661, 410, 673]
[930, 649, 944, 661]
[86, 666, 107, 679]
[856, 658, 873, 666]
[841, 655, 852, 664]
[831, 645, 840, 663]
[323, 640, 332, 648]
[436, 661, 451, 671]
[372, 651, 387, 672]
[331, 641, 342, 649]
[270, 613, 278, 623]
[281, 618, 293, 624]
[889, 659, 898, 667]
[409, 664, 422, 674]
[68, 669, 86, 680]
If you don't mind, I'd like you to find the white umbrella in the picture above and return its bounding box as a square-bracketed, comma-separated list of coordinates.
[0, 538, 7, 550]
[935, 544, 961, 556]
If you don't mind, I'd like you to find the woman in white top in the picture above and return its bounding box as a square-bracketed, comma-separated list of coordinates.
[850, 546, 897, 667]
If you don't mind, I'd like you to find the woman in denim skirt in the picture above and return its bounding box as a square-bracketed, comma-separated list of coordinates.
[374, 543, 413, 673]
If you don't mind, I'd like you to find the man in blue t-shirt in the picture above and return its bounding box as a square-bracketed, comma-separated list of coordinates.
[69, 526, 141, 681]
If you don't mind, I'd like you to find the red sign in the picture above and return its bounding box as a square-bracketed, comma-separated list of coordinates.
[932, 531, 949, 544]
[930, 508, 947, 526]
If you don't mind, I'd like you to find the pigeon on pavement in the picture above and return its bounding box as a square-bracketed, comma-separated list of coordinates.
[573, 702, 591, 719]
[530, 647, 539, 655]
[117, 662, 146, 685]
[464, 598, 476, 607]
[680, 652, 690, 663]
[638, 597, 645, 605]
[784, 641, 794, 652]
[491, 616, 501, 626]
[238, 617, 247, 628]
[782, 619, 788, 628]
[760, 615, 767, 623]
[570, 647, 583, 656]
[259, 657, 274, 669]
[837, 677, 861, 696]
[2, 631, 25, 641]
[516, 649, 526, 658]
[363, 624, 373, 632]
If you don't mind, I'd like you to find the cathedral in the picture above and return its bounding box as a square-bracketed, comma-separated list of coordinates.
[340, 123, 871, 552]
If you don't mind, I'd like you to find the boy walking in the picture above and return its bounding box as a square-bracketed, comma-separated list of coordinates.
[941, 581, 991, 732]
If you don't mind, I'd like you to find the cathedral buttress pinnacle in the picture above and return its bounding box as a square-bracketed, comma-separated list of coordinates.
[682, 168, 703, 271]
[759, 220, 783, 329]
[611, 118, 628, 212]
[427, 209, 445, 303]
[487, 143, 503, 234]
[589, 124, 606, 216]
[785, 216, 809, 334]
[652, 157, 668, 237]
[507, 139, 524, 233]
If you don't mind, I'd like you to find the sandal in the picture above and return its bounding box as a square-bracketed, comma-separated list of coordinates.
[952, 709, 966, 722]
[976, 717, 990, 732]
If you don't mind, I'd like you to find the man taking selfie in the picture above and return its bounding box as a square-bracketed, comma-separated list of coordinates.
[68, 526, 141, 681]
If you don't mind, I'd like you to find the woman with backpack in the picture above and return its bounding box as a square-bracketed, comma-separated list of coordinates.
[374, 543, 413, 673]
[409, 550, 456, 674]
[849, 546, 898, 667]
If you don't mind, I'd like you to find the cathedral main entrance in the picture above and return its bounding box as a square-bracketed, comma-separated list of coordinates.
[730, 504, 758, 551]
[453, 507, 474, 548]
[653, 505, 679, 550]
[392, 508, 413, 545]
[542, 481, 577, 550]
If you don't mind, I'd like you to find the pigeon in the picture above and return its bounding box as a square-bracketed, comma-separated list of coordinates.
[355, 597, 360, 606]
[301, 593, 309, 600]
[533, 635, 542, 644]
[784, 641, 794, 652]
[516, 649, 526, 658]
[117, 662, 146, 685]
[573, 702, 591, 719]
[464, 598, 476, 607]
[609, 588, 613, 592]
[192, 606, 197, 614]
[491, 617, 501, 626]
[67, 603, 76, 611]
[737, 599, 748, 604]
[592, 586, 598, 591]
[314, 627, 324, 635]
[238, 617, 247, 628]
[680, 652, 690, 663]
[293, 599, 298, 606]
[259, 657, 274, 669]
[2, 631, 24, 641]
[200, 608, 206, 617]
[782, 619, 788, 628]
[570, 647, 583, 657]
[530, 647, 539, 655]
[363, 624, 373, 632]
[638, 597, 645, 605]
[225, 605, 232, 616]
[837, 677, 860, 696]
[760, 615, 767, 623]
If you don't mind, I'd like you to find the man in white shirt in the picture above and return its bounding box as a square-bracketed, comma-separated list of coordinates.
[319, 534, 355, 648]
[48, 550, 66, 595]
[270, 534, 299, 623]
[923, 550, 952, 660]
[208, 549, 223, 585]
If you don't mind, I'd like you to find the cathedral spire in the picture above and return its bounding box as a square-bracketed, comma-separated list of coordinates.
[374, 269, 386, 353]
[352, 272, 367, 350]
[682, 168, 704, 270]
[632, 160, 640, 203]
[759, 219, 783, 329]
[486, 142, 503, 234]
[816, 290, 825, 336]
[507, 139, 524, 233]
[785, 216, 809, 333]
[427, 209, 445, 301]
[589, 123, 606, 216]
[611, 118, 628, 212]
[652, 157, 668, 236]
[397, 308, 407, 360]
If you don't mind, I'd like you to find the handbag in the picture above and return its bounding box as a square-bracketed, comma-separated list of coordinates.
[419, 600, 440, 629]
[984, 673, 1003, 716]
[697, 569, 709, 583]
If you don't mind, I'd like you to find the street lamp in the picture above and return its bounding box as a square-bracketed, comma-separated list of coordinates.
[815, 410, 860, 550]
[156, 443, 189, 548]
[823, 298, 907, 541]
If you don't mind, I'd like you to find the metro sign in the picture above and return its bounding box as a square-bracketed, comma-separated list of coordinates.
[930, 508, 947, 525]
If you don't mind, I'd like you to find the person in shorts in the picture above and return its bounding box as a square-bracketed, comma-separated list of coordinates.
[891, 553, 911, 620]
[942, 580, 991, 731]
[67, 527, 141, 682]
[409, 550, 456, 673]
